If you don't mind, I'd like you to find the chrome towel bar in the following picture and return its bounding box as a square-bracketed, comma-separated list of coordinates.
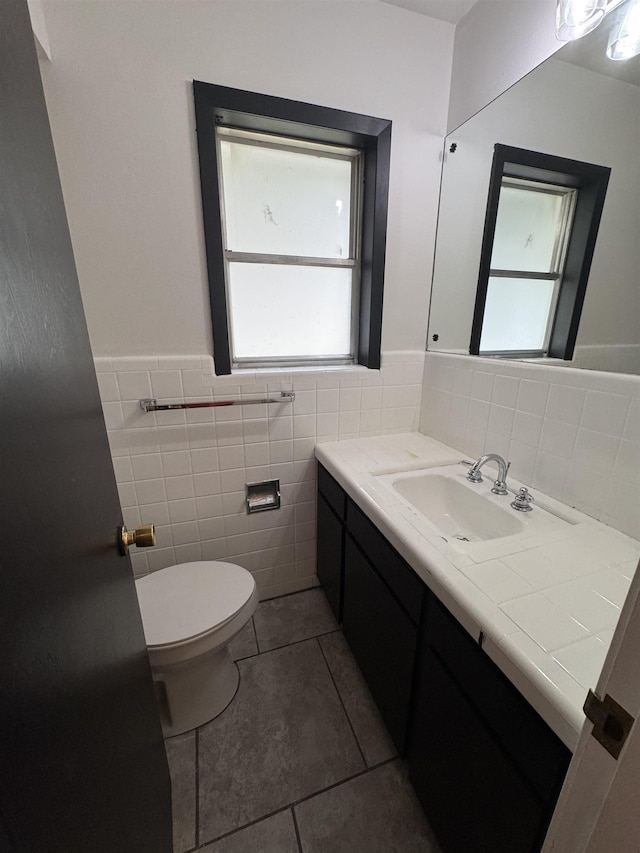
[139, 391, 295, 413]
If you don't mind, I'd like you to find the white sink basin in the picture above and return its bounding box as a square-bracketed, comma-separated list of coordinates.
[375, 464, 573, 550]
[391, 472, 524, 542]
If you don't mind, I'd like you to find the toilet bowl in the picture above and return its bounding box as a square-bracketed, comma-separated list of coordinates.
[135, 560, 258, 737]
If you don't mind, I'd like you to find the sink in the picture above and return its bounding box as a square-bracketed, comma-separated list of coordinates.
[390, 472, 524, 543]
[371, 462, 574, 550]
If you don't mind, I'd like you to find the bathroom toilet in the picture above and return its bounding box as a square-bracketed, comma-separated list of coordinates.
[135, 560, 258, 737]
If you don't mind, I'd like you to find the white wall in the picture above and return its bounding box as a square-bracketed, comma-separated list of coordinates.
[420, 352, 640, 540]
[36, 0, 451, 598]
[448, 0, 560, 131]
[99, 351, 425, 599]
[39, 0, 454, 357]
[27, 0, 50, 59]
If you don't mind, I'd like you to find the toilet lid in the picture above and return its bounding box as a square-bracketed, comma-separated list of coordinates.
[135, 561, 256, 648]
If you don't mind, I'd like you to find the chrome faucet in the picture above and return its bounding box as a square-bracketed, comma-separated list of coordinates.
[466, 453, 510, 495]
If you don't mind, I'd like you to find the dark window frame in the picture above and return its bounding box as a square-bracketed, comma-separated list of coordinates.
[193, 81, 391, 375]
[470, 144, 610, 361]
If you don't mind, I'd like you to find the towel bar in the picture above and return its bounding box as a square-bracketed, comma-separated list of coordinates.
[139, 391, 295, 413]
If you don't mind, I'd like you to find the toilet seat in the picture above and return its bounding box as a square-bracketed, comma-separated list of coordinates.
[136, 560, 256, 649]
[135, 560, 258, 735]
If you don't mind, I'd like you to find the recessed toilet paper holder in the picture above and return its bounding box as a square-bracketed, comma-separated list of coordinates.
[246, 480, 281, 514]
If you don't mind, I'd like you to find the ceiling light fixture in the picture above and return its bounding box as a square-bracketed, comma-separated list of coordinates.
[556, 0, 607, 40]
[606, 0, 640, 58]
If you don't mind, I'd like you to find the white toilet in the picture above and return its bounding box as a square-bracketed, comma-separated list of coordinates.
[135, 560, 258, 737]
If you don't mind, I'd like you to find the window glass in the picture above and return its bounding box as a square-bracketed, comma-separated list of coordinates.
[490, 185, 565, 273]
[216, 128, 361, 366]
[480, 276, 555, 352]
[220, 137, 353, 259]
[228, 263, 353, 360]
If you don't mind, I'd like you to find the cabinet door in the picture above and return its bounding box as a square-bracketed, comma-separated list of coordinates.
[342, 536, 418, 752]
[409, 649, 544, 853]
[316, 493, 344, 622]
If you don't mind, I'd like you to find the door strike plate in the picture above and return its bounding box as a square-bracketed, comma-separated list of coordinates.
[583, 689, 634, 760]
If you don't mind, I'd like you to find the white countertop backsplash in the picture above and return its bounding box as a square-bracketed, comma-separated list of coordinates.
[315, 432, 640, 751]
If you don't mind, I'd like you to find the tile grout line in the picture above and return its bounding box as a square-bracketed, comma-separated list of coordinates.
[250, 614, 259, 653]
[291, 806, 304, 853]
[290, 756, 398, 810]
[248, 626, 341, 658]
[315, 636, 368, 768]
[196, 758, 400, 850]
[191, 802, 295, 850]
[253, 614, 263, 654]
[194, 725, 200, 850]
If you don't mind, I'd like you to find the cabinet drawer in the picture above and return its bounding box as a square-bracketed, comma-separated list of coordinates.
[346, 499, 423, 624]
[343, 535, 418, 752]
[317, 463, 346, 520]
[426, 597, 570, 803]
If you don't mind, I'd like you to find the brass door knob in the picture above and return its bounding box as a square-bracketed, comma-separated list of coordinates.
[119, 523, 156, 554]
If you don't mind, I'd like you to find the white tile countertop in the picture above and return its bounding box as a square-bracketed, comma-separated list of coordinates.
[315, 432, 640, 750]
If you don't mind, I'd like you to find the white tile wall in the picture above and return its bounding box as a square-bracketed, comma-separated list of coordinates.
[97, 352, 425, 598]
[420, 352, 640, 539]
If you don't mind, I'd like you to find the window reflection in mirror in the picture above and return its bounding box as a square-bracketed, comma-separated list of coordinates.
[470, 145, 609, 361]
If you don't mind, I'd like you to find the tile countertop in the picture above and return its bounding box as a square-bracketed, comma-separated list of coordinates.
[315, 432, 640, 751]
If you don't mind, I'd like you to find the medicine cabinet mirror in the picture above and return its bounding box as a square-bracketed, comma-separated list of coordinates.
[427, 0, 640, 375]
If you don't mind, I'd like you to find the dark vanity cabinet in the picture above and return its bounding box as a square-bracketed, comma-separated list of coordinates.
[315, 462, 571, 852]
[342, 501, 424, 752]
[408, 597, 571, 853]
[316, 463, 422, 751]
[316, 464, 347, 622]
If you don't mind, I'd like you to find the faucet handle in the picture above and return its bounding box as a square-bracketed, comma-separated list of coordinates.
[511, 486, 534, 512]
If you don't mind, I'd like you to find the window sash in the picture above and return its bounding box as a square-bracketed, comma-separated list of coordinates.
[227, 262, 360, 368]
[483, 179, 577, 355]
[216, 128, 364, 368]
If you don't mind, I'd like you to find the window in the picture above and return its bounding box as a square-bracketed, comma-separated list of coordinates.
[480, 177, 577, 353]
[470, 145, 610, 360]
[217, 129, 361, 365]
[193, 83, 392, 375]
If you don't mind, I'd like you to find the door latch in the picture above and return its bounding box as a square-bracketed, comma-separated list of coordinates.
[583, 689, 634, 760]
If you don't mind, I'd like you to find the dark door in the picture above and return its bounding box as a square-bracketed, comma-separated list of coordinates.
[0, 2, 172, 851]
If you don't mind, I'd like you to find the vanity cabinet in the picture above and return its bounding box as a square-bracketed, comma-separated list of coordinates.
[315, 461, 570, 852]
[342, 500, 424, 752]
[316, 463, 423, 751]
[407, 597, 571, 853]
[316, 465, 347, 622]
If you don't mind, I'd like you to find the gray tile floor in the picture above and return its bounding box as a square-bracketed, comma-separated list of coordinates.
[165, 589, 440, 853]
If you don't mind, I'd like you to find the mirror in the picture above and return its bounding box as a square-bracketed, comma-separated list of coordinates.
[428, 0, 640, 375]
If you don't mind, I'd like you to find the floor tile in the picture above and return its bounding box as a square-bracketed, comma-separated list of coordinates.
[164, 731, 196, 853]
[228, 617, 258, 660]
[199, 809, 299, 853]
[294, 760, 441, 853]
[198, 639, 364, 843]
[319, 631, 396, 767]
[253, 589, 338, 652]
